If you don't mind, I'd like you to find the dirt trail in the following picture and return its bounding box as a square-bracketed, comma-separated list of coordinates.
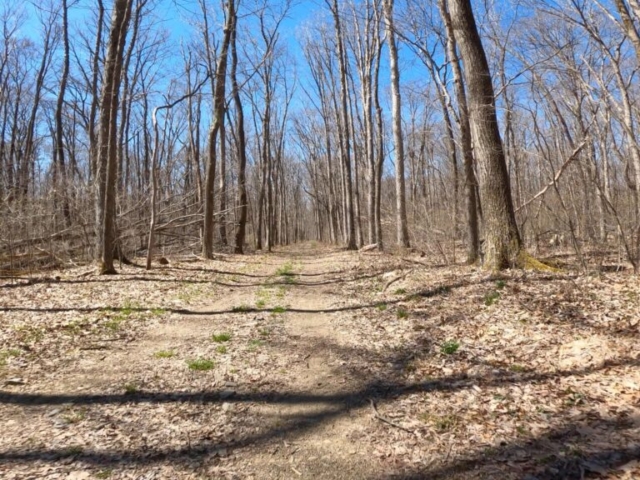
[0, 245, 382, 480]
[3, 243, 640, 480]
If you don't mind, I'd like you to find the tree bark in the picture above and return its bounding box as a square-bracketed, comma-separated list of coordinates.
[96, 0, 133, 274]
[447, 0, 522, 269]
[383, 0, 410, 248]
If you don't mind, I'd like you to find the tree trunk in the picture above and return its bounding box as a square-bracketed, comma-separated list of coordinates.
[202, 2, 233, 258]
[439, 0, 479, 263]
[96, 0, 133, 274]
[447, 0, 522, 269]
[230, 10, 248, 254]
[383, 0, 410, 248]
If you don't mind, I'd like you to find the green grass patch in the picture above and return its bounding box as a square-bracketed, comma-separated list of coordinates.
[394, 288, 407, 295]
[496, 280, 507, 290]
[212, 333, 231, 343]
[441, 340, 460, 355]
[232, 304, 251, 313]
[256, 299, 267, 308]
[509, 364, 526, 373]
[104, 317, 125, 331]
[187, 358, 215, 371]
[484, 291, 500, 306]
[216, 345, 228, 354]
[96, 469, 114, 479]
[248, 339, 264, 350]
[63, 445, 84, 456]
[271, 306, 287, 314]
[124, 383, 139, 395]
[396, 307, 409, 319]
[14, 325, 45, 343]
[276, 263, 294, 276]
[0, 348, 21, 366]
[153, 350, 175, 359]
[376, 303, 387, 311]
[420, 413, 458, 433]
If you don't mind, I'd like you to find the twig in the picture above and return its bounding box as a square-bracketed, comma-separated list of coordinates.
[368, 398, 414, 434]
[382, 268, 414, 293]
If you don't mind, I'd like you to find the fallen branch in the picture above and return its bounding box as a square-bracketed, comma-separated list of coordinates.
[382, 268, 414, 293]
[368, 398, 414, 434]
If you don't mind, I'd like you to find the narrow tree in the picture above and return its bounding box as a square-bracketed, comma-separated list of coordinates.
[202, 0, 234, 259]
[383, 0, 410, 248]
[95, 0, 133, 274]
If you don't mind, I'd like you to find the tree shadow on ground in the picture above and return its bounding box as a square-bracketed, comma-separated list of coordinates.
[0, 344, 637, 478]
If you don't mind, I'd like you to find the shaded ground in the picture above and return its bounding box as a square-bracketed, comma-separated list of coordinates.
[0, 243, 639, 479]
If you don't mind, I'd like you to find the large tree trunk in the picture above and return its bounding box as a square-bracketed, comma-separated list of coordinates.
[95, 0, 133, 274]
[447, 0, 522, 269]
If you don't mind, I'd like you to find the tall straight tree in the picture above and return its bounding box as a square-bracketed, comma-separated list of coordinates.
[202, 0, 234, 259]
[95, 0, 133, 274]
[328, 0, 357, 250]
[438, 0, 479, 263]
[447, 0, 522, 269]
[230, 6, 248, 254]
[383, 0, 410, 248]
[53, 0, 71, 226]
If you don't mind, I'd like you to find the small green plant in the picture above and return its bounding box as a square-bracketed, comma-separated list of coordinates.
[271, 306, 287, 314]
[14, 325, 45, 343]
[216, 345, 228, 354]
[96, 469, 114, 479]
[259, 328, 271, 337]
[187, 358, 215, 371]
[420, 413, 457, 432]
[248, 339, 264, 350]
[441, 340, 460, 355]
[509, 364, 526, 373]
[212, 333, 231, 343]
[0, 349, 21, 367]
[62, 409, 86, 424]
[63, 445, 84, 456]
[276, 286, 287, 298]
[256, 299, 267, 308]
[496, 280, 507, 290]
[232, 304, 251, 313]
[104, 317, 125, 331]
[276, 263, 294, 277]
[124, 383, 139, 395]
[376, 303, 387, 311]
[434, 285, 452, 295]
[396, 307, 409, 319]
[150, 308, 166, 316]
[394, 288, 407, 295]
[484, 291, 500, 306]
[154, 350, 175, 359]
[563, 389, 586, 406]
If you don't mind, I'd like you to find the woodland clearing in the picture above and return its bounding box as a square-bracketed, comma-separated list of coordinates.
[1, 244, 639, 479]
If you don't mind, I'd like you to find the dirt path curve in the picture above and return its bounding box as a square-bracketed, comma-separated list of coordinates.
[0, 244, 387, 480]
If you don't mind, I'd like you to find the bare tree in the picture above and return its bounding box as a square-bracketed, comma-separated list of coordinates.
[383, 0, 410, 248]
[95, 0, 133, 274]
[447, 0, 522, 269]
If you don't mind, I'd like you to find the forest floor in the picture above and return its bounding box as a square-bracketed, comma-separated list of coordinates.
[0, 243, 639, 479]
